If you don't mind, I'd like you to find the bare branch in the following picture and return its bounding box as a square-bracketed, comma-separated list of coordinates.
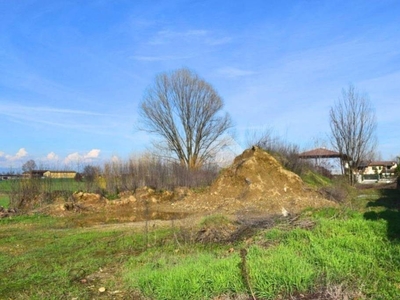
[139, 68, 232, 169]
[329, 84, 377, 184]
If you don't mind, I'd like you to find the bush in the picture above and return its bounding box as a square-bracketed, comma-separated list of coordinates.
[101, 155, 219, 195]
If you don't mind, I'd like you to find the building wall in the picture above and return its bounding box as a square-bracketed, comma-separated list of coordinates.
[362, 164, 397, 175]
[43, 171, 76, 179]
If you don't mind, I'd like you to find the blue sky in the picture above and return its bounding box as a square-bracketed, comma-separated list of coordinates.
[0, 0, 399, 171]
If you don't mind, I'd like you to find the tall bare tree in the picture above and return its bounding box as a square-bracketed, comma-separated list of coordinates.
[139, 68, 232, 169]
[22, 159, 37, 173]
[329, 84, 377, 184]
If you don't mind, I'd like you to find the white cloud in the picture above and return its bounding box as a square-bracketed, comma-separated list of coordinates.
[5, 148, 28, 161]
[85, 149, 100, 159]
[64, 149, 101, 165]
[111, 155, 120, 163]
[46, 152, 59, 160]
[64, 152, 81, 164]
[217, 67, 257, 78]
[0, 148, 29, 168]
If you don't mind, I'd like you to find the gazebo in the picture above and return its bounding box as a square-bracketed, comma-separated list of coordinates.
[298, 148, 348, 175]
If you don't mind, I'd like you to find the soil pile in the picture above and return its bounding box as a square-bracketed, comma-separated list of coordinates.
[174, 146, 335, 215]
[30, 147, 336, 223]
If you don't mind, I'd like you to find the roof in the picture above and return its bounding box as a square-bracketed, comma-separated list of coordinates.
[44, 170, 76, 173]
[22, 170, 48, 175]
[362, 161, 396, 167]
[298, 148, 346, 159]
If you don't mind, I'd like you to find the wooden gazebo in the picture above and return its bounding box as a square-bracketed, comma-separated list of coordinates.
[298, 148, 348, 175]
[298, 148, 344, 159]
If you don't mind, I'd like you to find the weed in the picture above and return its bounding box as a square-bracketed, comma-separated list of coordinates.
[199, 214, 231, 228]
[239, 248, 255, 300]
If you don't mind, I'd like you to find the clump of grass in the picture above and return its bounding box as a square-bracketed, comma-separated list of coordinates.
[125, 208, 400, 299]
[301, 170, 331, 188]
[199, 214, 231, 228]
[125, 249, 245, 300]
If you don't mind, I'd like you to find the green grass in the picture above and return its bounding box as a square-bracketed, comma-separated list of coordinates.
[124, 208, 400, 299]
[0, 180, 13, 193]
[199, 214, 232, 227]
[0, 178, 87, 194]
[126, 250, 245, 299]
[1, 186, 400, 299]
[0, 194, 9, 208]
[301, 171, 331, 188]
[0, 215, 150, 299]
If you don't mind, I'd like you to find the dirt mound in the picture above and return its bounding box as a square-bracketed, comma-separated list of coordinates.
[174, 146, 335, 215]
[30, 147, 335, 223]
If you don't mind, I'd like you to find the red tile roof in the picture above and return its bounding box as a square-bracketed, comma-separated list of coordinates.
[366, 161, 396, 167]
[298, 148, 343, 158]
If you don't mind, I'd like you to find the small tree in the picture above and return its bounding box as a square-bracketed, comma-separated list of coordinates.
[139, 68, 232, 169]
[22, 159, 37, 173]
[82, 165, 100, 191]
[329, 85, 377, 185]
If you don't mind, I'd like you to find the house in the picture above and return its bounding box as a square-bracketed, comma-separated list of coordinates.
[357, 161, 397, 181]
[22, 170, 77, 179]
[22, 170, 48, 178]
[43, 170, 77, 179]
[0, 174, 20, 180]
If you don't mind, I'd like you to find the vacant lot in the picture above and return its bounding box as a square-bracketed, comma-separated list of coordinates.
[1, 185, 400, 299]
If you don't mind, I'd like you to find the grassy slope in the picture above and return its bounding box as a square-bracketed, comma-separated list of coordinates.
[1, 183, 400, 299]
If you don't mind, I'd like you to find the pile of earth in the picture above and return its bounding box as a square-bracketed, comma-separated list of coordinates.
[168, 146, 336, 216]
[35, 146, 335, 222]
[35, 188, 189, 224]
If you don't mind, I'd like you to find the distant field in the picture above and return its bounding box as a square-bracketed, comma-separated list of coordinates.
[0, 179, 87, 209]
[0, 180, 12, 193]
[0, 178, 86, 193]
[0, 195, 9, 208]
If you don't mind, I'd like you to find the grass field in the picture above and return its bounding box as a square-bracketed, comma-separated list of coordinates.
[0, 195, 9, 208]
[0, 178, 88, 209]
[1, 185, 400, 299]
[0, 178, 86, 193]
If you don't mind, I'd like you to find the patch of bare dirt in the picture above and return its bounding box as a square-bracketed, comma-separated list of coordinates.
[33, 147, 336, 226]
[169, 146, 336, 216]
[356, 181, 398, 190]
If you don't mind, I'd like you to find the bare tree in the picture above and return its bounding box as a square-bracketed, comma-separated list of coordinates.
[139, 68, 232, 169]
[329, 84, 377, 185]
[22, 159, 37, 173]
